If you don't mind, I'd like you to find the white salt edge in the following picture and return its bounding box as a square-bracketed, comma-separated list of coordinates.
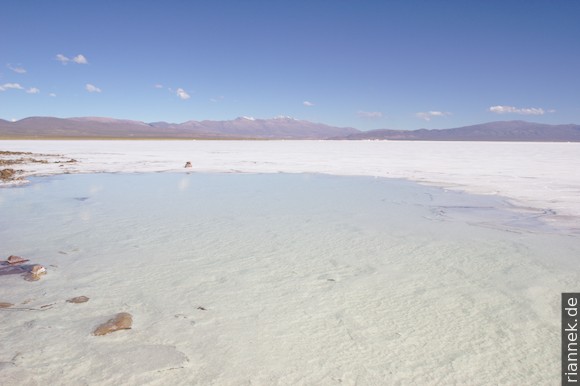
[1, 140, 580, 223]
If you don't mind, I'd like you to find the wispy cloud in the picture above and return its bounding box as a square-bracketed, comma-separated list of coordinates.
[416, 111, 451, 121]
[0, 82, 24, 91]
[85, 83, 101, 93]
[0, 83, 40, 95]
[7, 64, 26, 74]
[489, 105, 545, 115]
[303, 101, 314, 107]
[55, 54, 70, 64]
[56, 53, 89, 65]
[154, 84, 164, 89]
[49, 93, 57, 97]
[357, 110, 383, 119]
[210, 95, 224, 102]
[176, 88, 190, 100]
[0, 83, 24, 91]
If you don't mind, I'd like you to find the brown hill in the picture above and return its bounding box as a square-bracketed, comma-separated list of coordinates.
[0, 116, 358, 139]
[341, 121, 580, 142]
[1, 117, 578, 141]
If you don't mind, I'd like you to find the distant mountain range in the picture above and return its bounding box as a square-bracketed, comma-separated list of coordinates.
[0, 116, 357, 140]
[340, 121, 580, 142]
[0, 116, 579, 141]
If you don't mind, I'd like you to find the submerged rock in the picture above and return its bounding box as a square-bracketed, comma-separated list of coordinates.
[93, 312, 133, 336]
[67, 296, 89, 304]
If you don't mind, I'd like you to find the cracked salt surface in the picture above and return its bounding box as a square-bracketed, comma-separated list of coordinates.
[0, 171, 579, 385]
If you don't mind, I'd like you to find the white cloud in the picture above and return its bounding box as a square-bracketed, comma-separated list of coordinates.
[0, 83, 39, 94]
[303, 101, 314, 107]
[56, 54, 88, 65]
[161, 85, 192, 100]
[7, 64, 26, 74]
[357, 110, 383, 119]
[416, 111, 451, 121]
[73, 54, 88, 64]
[49, 93, 57, 97]
[56, 54, 70, 64]
[4, 83, 24, 89]
[85, 83, 101, 93]
[176, 88, 190, 100]
[489, 105, 545, 115]
[0, 83, 24, 91]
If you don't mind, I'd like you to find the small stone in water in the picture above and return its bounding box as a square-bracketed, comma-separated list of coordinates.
[93, 312, 133, 336]
[25, 265, 47, 281]
[67, 296, 89, 304]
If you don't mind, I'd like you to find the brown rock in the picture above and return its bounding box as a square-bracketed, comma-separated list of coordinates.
[24, 265, 47, 281]
[0, 302, 14, 308]
[0, 169, 16, 180]
[93, 312, 133, 336]
[6, 255, 28, 265]
[31, 265, 46, 275]
[67, 296, 89, 304]
[184, 161, 192, 168]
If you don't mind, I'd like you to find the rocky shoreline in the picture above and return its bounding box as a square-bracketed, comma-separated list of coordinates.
[0, 150, 77, 184]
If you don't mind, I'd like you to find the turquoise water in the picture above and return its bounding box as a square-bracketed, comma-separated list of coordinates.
[1, 172, 579, 385]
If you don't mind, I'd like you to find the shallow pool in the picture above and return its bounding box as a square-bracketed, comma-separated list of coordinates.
[0, 172, 578, 385]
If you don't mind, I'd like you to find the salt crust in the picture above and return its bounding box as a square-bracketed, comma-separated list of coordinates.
[1, 140, 579, 223]
[0, 141, 579, 385]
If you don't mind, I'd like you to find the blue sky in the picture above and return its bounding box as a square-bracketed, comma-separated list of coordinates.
[1, 0, 579, 130]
